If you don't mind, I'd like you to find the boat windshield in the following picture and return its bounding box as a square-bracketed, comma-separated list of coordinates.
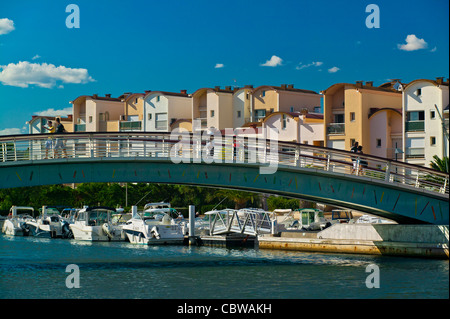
[87, 210, 110, 226]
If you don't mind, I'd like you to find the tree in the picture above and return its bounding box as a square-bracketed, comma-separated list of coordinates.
[430, 155, 449, 173]
[213, 189, 259, 209]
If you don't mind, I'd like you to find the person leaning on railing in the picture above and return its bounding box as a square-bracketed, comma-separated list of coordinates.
[54, 118, 68, 158]
[43, 120, 55, 159]
[357, 145, 368, 175]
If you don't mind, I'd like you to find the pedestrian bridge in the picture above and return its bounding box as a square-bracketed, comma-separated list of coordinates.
[0, 132, 448, 225]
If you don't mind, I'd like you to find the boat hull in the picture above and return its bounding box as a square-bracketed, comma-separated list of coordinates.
[123, 225, 184, 245]
[69, 224, 124, 241]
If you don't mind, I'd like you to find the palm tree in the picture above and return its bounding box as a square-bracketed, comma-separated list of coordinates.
[430, 155, 449, 173]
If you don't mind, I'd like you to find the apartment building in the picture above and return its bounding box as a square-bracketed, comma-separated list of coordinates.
[402, 77, 449, 166]
[251, 84, 321, 122]
[28, 115, 73, 134]
[192, 86, 234, 131]
[261, 111, 324, 145]
[321, 81, 402, 152]
[143, 90, 191, 132]
[70, 94, 124, 132]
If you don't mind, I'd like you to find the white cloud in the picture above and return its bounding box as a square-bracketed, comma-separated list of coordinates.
[32, 54, 41, 60]
[430, 46, 437, 52]
[397, 34, 428, 51]
[0, 18, 14, 35]
[214, 63, 224, 68]
[260, 55, 283, 67]
[0, 61, 95, 88]
[328, 66, 340, 73]
[34, 107, 72, 117]
[0, 127, 23, 136]
[296, 61, 323, 70]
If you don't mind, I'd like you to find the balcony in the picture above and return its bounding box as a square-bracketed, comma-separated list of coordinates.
[74, 124, 86, 132]
[119, 121, 142, 131]
[405, 147, 425, 159]
[193, 118, 208, 129]
[327, 123, 345, 135]
[405, 121, 424, 132]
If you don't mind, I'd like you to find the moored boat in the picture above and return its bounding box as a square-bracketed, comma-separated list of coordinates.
[2, 206, 35, 236]
[69, 206, 126, 241]
[122, 206, 184, 245]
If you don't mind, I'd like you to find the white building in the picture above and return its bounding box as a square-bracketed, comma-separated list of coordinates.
[402, 78, 449, 166]
[143, 90, 191, 132]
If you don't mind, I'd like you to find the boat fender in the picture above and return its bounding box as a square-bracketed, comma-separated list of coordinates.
[150, 226, 161, 239]
[102, 223, 114, 239]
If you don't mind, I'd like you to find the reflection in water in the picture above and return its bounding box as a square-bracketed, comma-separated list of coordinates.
[0, 235, 448, 299]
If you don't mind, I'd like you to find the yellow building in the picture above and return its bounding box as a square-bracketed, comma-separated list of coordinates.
[321, 81, 402, 152]
[251, 84, 321, 122]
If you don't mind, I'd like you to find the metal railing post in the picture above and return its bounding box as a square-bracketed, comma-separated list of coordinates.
[385, 162, 391, 182]
[89, 135, 94, 158]
[13, 138, 17, 161]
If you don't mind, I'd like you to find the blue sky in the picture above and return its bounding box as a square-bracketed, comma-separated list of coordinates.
[0, 0, 448, 135]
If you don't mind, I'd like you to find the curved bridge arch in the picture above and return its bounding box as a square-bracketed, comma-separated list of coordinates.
[0, 132, 448, 225]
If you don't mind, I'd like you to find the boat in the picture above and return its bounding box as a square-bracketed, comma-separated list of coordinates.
[122, 206, 184, 245]
[356, 214, 394, 224]
[69, 206, 126, 241]
[295, 208, 329, 231]
[23, 206, 72, 238]
[2, 206, 35, 236]
[330, 209, 354, 224]
[277, 208, 329, 231]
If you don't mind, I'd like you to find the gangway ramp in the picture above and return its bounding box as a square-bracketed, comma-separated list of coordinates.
[206, 208, 275, 236]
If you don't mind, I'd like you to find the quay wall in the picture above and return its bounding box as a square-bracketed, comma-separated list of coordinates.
[257, 224, 449, 259]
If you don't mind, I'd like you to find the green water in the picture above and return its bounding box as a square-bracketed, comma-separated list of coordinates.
[0, 234, 447, 299]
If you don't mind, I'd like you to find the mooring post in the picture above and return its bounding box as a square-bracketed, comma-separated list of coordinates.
[188, 205, 196, 245]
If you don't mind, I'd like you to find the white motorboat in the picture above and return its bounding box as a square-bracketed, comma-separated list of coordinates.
[356, 214, 394, 224]
[23, 206, 72, 238]
[122, 207, 184, 245]
[2, 206, 35, 236]
[69, 206, 126, 241]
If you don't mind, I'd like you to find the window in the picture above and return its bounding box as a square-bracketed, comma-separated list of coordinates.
[246, 92, 249, 100]
[237, 111, 241, 118]
[290, 107, 294, 112]
[210, 110, 215, 118]
[262, 90, 266, 97]
[89, 116, 93, 123]
[135, 98, 138, 104]
[156, 96, 160, 102]
[99, 113, 105, 121]
[282, 114, 287, 129]
[148, 113, 152, 120]
[430, 111, 436, 119]
[350, 112, 355, 121]
[314, 106, 321, 113]
[334, 113, 344, 123]
[155, 113, 167, 130]
[430, 136, 436, 146]
[254, 109, 266, 120]
[376, 139, 382, 148]
[406, 111, 425, 121]
[416, 89, 422, 96]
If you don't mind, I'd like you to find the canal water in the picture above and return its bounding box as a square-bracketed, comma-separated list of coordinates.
[0, 234, 448, 299]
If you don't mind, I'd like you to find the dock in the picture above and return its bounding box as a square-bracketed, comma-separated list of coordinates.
[257, 224, 449, 259]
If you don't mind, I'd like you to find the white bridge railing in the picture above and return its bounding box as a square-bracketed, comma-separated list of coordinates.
[0, 132, 448, 196]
